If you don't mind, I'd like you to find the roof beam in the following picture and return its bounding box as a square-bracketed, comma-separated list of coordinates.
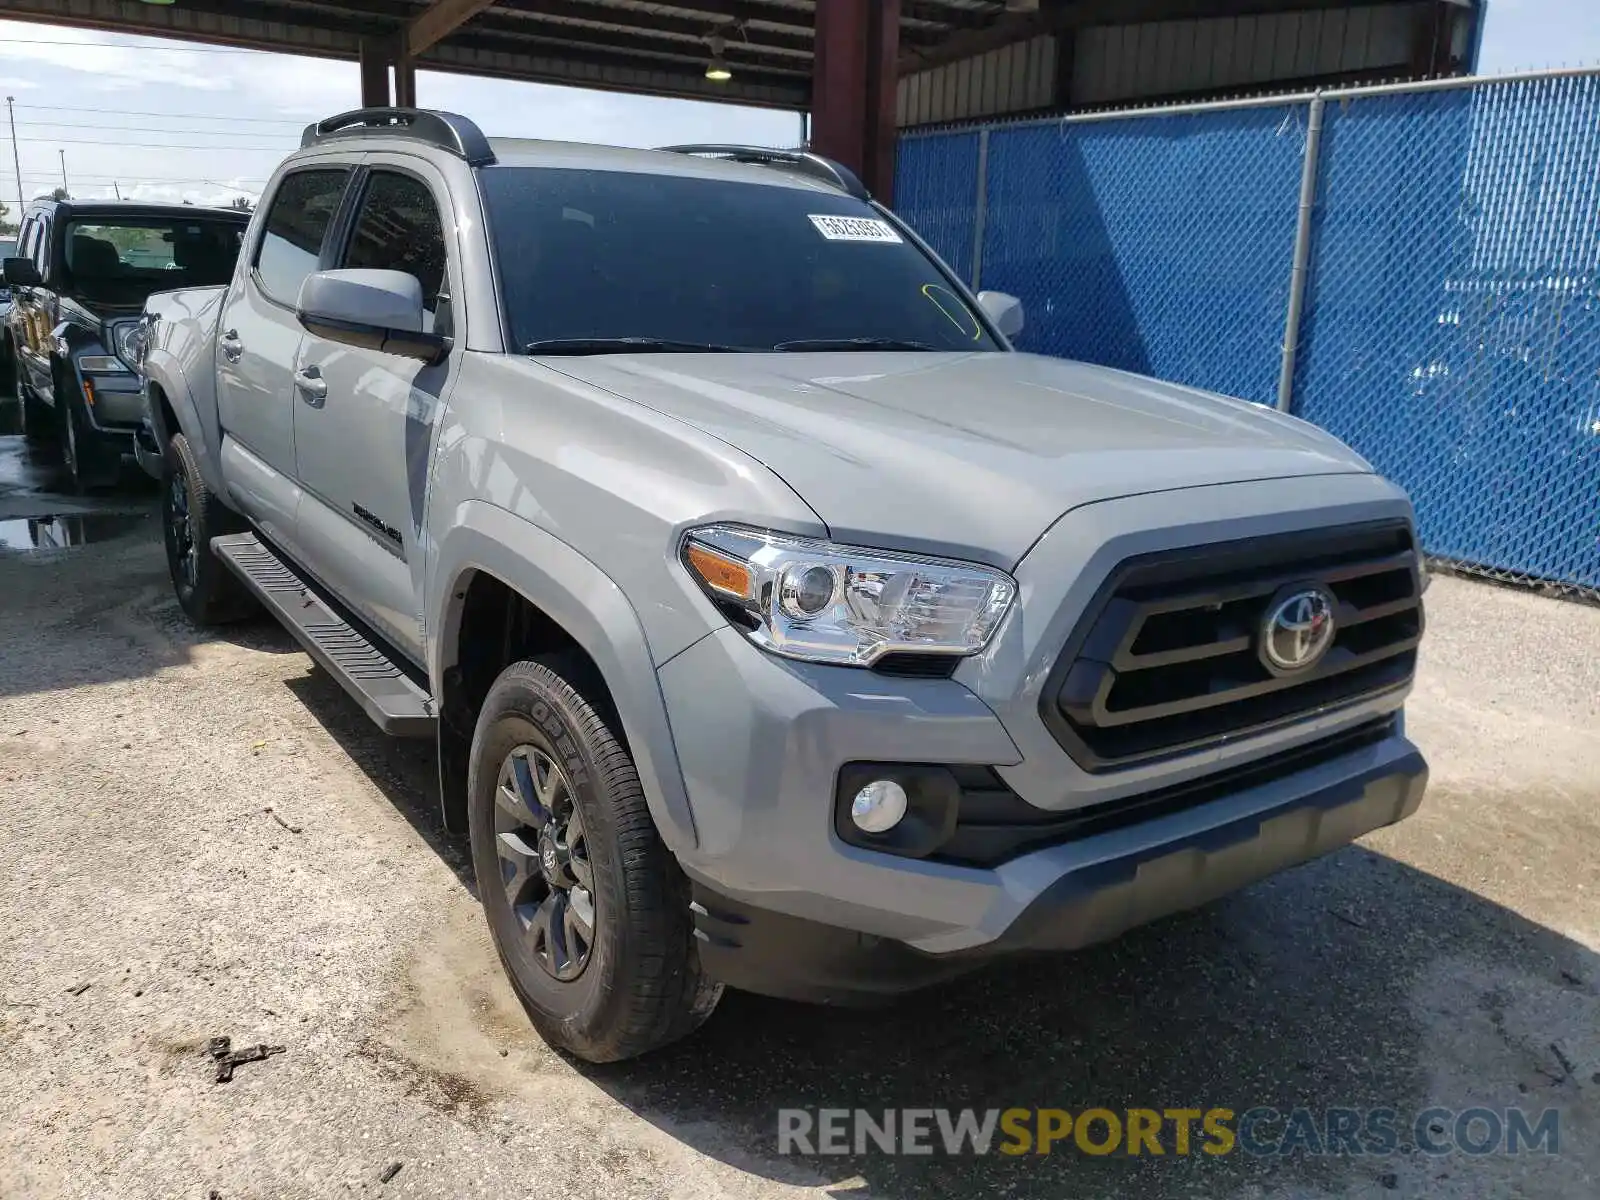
[443, 25, 810, 77]
[426, 35, 807, 106]
[489, 1, 814, 55]
[0, 0, 365, 57]
[639, 0, 815, 32]
[408, 0, 496, 57]
[647, 0, 997, 37]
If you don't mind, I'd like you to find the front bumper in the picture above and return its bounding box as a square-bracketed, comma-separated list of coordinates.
[661, 623, 1422, 969]
[657, 474, 1429, 1001]
[78, 371, 144, 432]
[687, 729, 1425, 1004]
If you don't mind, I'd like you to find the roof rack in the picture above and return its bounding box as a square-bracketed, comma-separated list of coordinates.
[655, 145, 870, 201]
[302, 108, 495, 166]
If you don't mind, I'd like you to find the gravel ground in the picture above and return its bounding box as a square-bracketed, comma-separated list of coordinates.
[0, 429, 1596, 1200]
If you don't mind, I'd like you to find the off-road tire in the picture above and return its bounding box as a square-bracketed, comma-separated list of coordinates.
[58, 373, 121, 491]
[469, 656, 721, 1063]
[9, 338, 53, 442]
[163, 431, 256, 625]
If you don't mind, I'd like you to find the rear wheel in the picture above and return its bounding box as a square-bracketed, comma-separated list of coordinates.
[163, 431, 256, 625]
[469, 657, 720, 1062]
[10, 339, 53, 442]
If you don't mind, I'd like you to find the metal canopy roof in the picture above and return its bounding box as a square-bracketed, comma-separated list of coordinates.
[0, 0, 1433, 112]
[0, 0, 1028, 109]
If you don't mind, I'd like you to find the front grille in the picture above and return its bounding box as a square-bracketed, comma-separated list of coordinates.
[1041, 522, 1423, 772]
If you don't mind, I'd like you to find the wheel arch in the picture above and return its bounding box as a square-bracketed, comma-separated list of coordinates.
[142, 349, 227, 496]
[430, 501, 699, 853]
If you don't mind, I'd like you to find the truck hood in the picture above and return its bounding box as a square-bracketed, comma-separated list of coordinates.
[540, 351, 1371, 567]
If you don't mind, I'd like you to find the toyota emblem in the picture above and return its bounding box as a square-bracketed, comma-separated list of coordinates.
[1260, 584, 1337, 675]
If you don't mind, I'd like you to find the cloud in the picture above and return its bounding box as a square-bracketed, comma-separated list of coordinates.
[0, 17, 793, 208]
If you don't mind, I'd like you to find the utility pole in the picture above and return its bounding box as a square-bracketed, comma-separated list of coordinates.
[58, 148, 68, 195]
[113, 181, 122, 200]
[5, 96, 22, 226]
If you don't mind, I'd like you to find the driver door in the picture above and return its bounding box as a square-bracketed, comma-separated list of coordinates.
[291, 162, 458, 664]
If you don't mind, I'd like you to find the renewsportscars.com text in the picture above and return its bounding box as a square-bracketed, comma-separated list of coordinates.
[777, 1107, 1561, 1158]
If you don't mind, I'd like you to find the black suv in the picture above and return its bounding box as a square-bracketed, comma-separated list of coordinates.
[3, 199, 248, 488]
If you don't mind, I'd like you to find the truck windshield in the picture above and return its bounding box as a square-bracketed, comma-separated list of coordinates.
[63, 216, 243, 303]
[480, 167, 1000, 354]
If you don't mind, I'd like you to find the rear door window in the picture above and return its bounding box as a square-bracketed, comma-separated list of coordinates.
[255, 169, 350, 306]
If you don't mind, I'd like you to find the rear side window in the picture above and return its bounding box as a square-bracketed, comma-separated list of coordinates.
[338, 171, 448, 333]
[255, 169, 349, 305]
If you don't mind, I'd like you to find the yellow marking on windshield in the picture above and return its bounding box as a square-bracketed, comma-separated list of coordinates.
[921, 284, 983, 340]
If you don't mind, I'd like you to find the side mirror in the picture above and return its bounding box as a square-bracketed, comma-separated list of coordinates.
[295, 268, 448, 363]
[976, 290, 1025, 340]
[3, 257, 41, 288]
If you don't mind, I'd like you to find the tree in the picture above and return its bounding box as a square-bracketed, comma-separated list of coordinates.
[51, 187, 68, 202]
[0, 199, 15, 237]
[229, 195, 253, 212]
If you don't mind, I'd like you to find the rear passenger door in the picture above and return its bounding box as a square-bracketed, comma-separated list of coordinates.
[292, 161, 458, 664]
[217, 166, 352, 548]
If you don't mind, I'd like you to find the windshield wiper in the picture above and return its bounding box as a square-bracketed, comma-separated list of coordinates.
[771, 337, 942, 352]
[524, 336, 752, 355]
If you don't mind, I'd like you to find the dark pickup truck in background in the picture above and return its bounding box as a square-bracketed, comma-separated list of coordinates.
[2, 199, 247, 489]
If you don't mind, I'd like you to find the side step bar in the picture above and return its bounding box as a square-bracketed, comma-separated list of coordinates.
[212, 532, 436, 738]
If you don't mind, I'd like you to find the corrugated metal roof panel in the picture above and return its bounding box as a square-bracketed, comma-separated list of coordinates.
[896, 32, 1055, 126]
[1069, 3, 1432, 108]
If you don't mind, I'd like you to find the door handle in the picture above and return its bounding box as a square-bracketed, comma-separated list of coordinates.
[294, 366, 328, 407]
[219, 329, 243, 363]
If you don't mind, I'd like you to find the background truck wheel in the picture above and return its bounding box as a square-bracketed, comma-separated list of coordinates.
[9, 339, 53, 443]
[469, 656, 721, 1063]
[163, 431, 257, 625]
[57, 375, 121, 491]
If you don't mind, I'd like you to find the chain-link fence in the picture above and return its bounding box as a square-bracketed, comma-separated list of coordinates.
[896, 69, 1600, 599]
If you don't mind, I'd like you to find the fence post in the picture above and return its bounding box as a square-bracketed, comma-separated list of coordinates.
[971, 128, 990, 290]
[1277, 93, 1326, 412]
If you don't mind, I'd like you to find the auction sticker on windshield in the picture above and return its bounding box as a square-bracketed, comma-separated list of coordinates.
[809, 215, 903, 244]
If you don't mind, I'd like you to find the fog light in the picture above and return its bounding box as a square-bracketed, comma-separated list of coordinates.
[850, 779, 907, 833]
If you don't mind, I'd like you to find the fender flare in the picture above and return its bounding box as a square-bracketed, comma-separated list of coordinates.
[430, 501, 700, 853]
[45, 322, 105, 400]
[142, 348, 228, 495]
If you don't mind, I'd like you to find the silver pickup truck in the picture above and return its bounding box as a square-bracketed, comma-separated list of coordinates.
[138, 108, 1427, 1063]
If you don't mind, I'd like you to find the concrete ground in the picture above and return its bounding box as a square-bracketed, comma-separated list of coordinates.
[0, 422, 1595, 1200]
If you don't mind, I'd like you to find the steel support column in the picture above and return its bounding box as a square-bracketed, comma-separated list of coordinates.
[359, 37, 391, 107]
[395, 55, 418, 107]
[810, 0, 900, 202]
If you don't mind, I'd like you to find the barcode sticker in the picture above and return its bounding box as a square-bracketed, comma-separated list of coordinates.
[808, 214, 903, 244]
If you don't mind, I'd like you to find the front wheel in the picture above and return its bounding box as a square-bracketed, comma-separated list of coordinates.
[58, 378, 121, 491]
[163, 431, 256, 625]
[468, 657, 721, 1063]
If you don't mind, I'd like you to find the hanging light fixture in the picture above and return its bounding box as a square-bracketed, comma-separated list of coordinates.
[704, 33, 732, 82]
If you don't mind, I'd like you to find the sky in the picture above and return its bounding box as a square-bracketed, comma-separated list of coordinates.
[0, 0, 1595, 214]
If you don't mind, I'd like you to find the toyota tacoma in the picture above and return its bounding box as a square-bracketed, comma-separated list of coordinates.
[138, 108, 1428, 1063]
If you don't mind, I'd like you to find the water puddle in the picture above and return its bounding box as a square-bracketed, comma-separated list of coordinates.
[0, 512, 152, 551]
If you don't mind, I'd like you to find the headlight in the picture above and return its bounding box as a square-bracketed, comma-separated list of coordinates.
[682, 525, 1016, 667]
[109, 320, 147, 372]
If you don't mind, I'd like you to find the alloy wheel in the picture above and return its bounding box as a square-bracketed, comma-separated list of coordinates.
[494, 744, 596, 982]
[167, 467, 197, 591]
